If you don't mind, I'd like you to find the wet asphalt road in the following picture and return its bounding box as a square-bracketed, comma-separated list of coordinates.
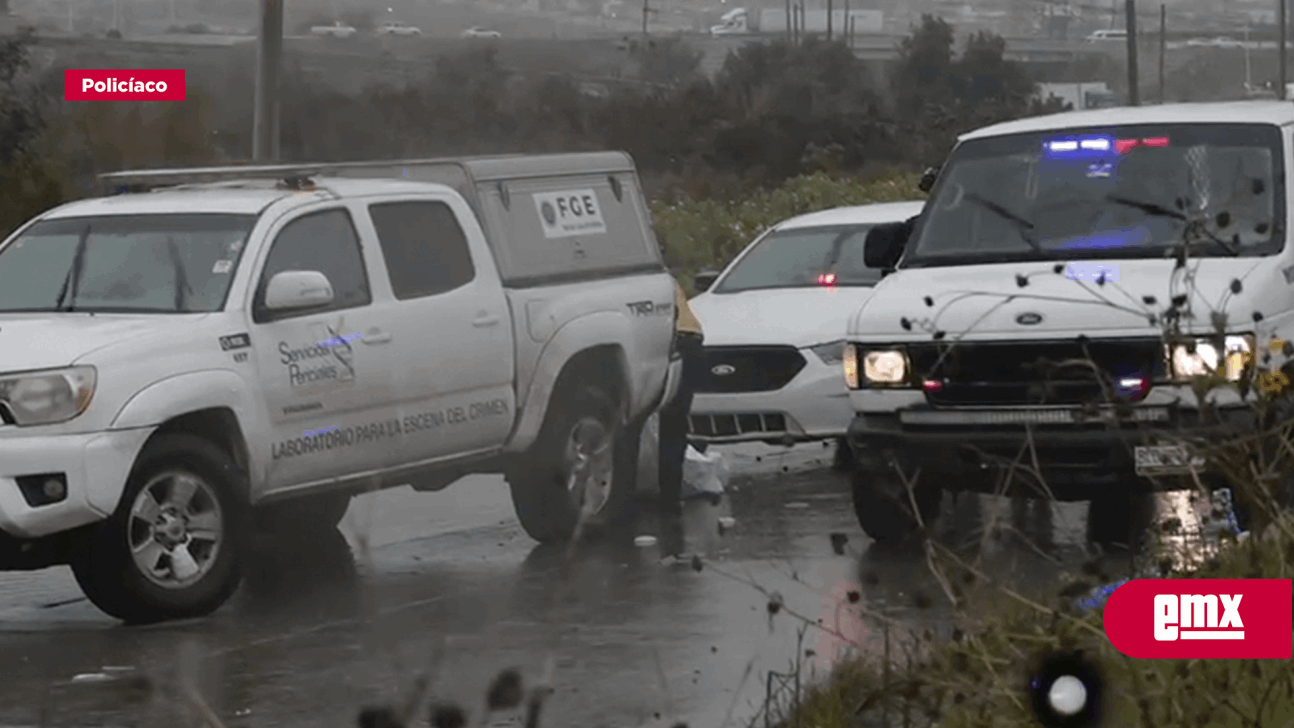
[0, 441, 1186, 728]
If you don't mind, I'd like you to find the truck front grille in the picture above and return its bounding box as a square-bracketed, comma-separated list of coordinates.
[906, 337, 1166, 406]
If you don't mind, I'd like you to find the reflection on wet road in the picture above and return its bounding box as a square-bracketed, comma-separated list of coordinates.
[0, 443, 1222, 728]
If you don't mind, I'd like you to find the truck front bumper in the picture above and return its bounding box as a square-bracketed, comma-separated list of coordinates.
[0, 427, 152, 541]
[846, 405, 1256, 499]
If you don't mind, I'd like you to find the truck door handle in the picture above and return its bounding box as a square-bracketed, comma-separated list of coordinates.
[473, 314, 501, 328]
[363, 329, 393, 344]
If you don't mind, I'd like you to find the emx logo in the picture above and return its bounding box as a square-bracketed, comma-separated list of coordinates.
[1104, 579, 1292, 659]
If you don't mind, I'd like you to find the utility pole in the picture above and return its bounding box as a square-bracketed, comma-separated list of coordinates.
[1157, 4, 1165, 103]
[252, 0, 283, 162]
[1280, 0, 1287, 99]
[842, 0, 849, 45]
[641, 0, 649, 35]
[785, 0, 792, 42]
[826, 0, 833, 41]
[1125, 0, 1139, 105]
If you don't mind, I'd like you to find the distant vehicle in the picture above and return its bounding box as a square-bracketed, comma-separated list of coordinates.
[1084, 29, 1126, 43]
[461, 26, 502, 38]
[1186, 37, 1213, 47]
[710, 7, 749, 36]
[1210, 36, 1243, 48]
[377, 21, 422, 36]
[310, 21, 357, 38]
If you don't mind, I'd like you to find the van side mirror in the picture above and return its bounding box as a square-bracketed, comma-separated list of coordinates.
[918, 166, 940, 194]
[864, 220, 913, 270]
[693, 269, 721, 292]
[264, 270, 335, 311]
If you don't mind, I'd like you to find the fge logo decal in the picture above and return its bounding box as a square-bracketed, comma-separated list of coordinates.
[1104, 579, 1292, 659]
[533, 188, 608, 239]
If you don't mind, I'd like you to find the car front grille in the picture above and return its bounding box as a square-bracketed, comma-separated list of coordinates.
[906, 337, 1167, 406]
[697, 346, 807, 393]
[689, 412, 787, 438]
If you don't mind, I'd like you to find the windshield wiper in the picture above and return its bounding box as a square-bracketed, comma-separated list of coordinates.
[164, 236, 193, 311]
[1105, 194, 1242, 256]
[54, 224, 92, 312]
[963, 192, 1042, 252]
[1104, 193, 1188, 220]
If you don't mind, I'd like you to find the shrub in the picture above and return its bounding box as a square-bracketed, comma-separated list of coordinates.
[650, 169, 925, 290]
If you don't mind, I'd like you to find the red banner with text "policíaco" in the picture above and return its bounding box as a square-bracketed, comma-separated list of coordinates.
[64, 69, 185, 101]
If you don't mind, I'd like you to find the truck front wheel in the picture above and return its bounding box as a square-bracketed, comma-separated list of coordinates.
[851, 470, 942, 547]
[70, 434, 244, 624]
[507, 384, 638, 544]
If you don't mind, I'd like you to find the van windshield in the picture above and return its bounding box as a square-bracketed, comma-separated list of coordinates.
[0, 214, 257, 313]
[714, 224, 884, 292]
[903, 123, 1285, 268]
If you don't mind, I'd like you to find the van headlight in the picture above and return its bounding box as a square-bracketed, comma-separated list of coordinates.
[862, 348, 909, 385]
[1167, 335, 1253, 382]
[0, 366, 97, 426]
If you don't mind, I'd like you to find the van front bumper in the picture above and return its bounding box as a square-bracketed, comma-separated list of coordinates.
[845, 405, 1256, 499]
[0, 427, 152, 540]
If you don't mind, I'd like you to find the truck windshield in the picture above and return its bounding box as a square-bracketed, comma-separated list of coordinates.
[904, 123, 1285, 268]
[713, 224, 883, 293]
[0, 213, 257, 313]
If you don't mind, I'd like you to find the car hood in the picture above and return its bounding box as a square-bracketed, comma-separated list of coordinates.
[690, 286, 878, 348]
[0, 314, 212, 373]
[848, 257, 1275, 341]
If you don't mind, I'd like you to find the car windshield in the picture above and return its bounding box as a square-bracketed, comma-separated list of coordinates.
[713, 223, 885, 293]
[0, 213, 257, 314]
[904, 123, 1285, 267]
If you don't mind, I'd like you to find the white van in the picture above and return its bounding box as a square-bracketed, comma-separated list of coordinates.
[842, 101, 1293, 546]
[1085, 29, 1127, 43]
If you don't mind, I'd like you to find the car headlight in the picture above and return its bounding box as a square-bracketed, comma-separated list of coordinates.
[808, 340, 846, 365]
[1167, 335, 1253, 382]
[0, 366, 97, 426]
[863, 348, 909, 385]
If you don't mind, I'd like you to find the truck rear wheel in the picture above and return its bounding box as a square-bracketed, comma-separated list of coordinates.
[70, 434, 244, 624]
[851, 470, 942, 547]
[507, 384, 638, 544]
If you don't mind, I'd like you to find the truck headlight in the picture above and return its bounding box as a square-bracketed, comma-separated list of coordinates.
[1167, 335, 1253, 382]
[0, 366, 97, 426]
[808, 340, 846, 365]
[863, 349, 909, 385]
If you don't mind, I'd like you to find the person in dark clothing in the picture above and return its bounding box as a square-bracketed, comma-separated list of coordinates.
[658, 277, 705, 513]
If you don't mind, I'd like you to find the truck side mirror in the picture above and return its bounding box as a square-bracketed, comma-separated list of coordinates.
[918, 166, 940, 194]
[263, 270, 335, 311]
[864, 221, 912, 270]
[692, 269, 721, 292]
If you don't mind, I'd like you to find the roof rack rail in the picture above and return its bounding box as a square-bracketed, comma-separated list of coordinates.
[98, 163, 345, 192]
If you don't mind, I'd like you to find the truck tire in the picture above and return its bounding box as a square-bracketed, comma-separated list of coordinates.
[851, 470, 942, 547]
[70, 434, 244, 624]
[507, 383, 637, 544]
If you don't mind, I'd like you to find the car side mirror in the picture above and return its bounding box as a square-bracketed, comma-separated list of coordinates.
[864, 221, 912, 270]
[693, 269, 721, 292]
[918, 166, 940, 194]
[264, 270, 335, 311]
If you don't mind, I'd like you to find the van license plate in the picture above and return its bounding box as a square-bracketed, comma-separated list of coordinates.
[1134, 445, 1205, 477]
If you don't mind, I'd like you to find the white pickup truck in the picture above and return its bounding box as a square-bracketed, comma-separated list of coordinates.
[310, 21, 357, 38]
[0, 152, 679, 623]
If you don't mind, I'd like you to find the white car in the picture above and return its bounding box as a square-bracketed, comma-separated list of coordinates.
[310, 21, 357, 38]
[377, 21, 422, 36]
[461, 26, 502, 39]
[686, 200, 926, 451]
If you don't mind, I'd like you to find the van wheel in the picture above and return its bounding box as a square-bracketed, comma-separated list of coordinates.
[70, 434, 244, 624]
[507, 384, 636, 544]
[851, 470, 941, 547]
